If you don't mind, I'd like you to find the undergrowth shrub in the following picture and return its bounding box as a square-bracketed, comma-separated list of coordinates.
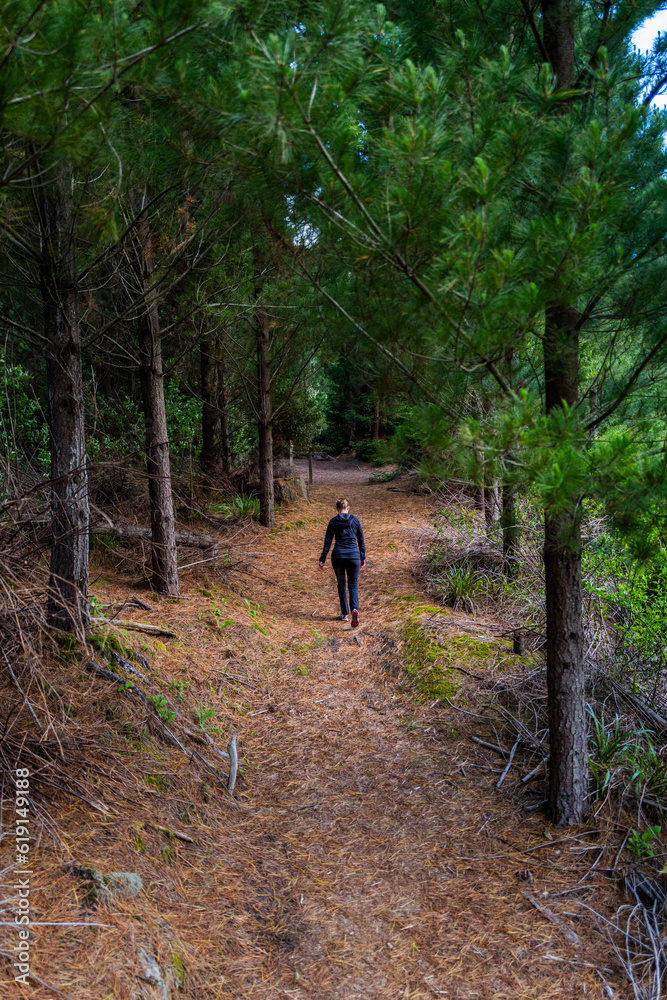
[438, 563, 486, 613]
[211, 495, 260, 520]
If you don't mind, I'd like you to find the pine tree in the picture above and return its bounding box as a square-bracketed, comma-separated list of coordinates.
[238, 0, 667, 822]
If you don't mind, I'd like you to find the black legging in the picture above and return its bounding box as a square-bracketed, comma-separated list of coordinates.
[331, 555, 360, 615]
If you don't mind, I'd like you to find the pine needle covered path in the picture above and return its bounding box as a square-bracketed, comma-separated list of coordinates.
[177, 473, 618, 1000]
[16, 468, 622, 1000]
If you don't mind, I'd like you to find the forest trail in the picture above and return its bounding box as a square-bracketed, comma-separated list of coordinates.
[24, 472, 621, 1000]
[168, 474, 618, 1000]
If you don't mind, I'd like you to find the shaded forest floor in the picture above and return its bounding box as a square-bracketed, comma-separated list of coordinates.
[2, 471, 626, 999]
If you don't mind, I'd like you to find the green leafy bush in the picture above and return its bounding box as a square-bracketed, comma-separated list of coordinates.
[0, 363, 49, 477]
[628, 826, 661, 861]
[150, 694, 175, 723]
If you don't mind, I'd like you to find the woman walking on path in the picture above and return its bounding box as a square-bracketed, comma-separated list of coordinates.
[319, 498, 366, 626]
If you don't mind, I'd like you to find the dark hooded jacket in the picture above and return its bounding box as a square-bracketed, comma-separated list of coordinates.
[320, 512, 365, 563]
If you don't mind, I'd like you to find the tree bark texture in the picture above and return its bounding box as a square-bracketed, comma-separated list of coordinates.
[541, 0, 575, 88]
[40, 176, 90, 636]
[200, 334, 220, 476]
[217, 356, 233, 478]
[544, 505, 585, 823]
[256, 305, 275, 529]
[501, 482, 520, 577]
[484, 483, 500, 536]
[543, 304, 586, 825]
[132, 191, 180, 596]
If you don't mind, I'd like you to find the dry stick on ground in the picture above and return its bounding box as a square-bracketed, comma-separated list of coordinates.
[522, 758, 548, 783]
[2, 650, 42, 730]
[227, 732, 238, 796]
[155, 823, 195, 844]
[470, 736, 508, 757]
[105, 648, 150, 684]
[130, 596, 154, 611]
[524, 893, 580, 945]
[496, 739, 520, 788]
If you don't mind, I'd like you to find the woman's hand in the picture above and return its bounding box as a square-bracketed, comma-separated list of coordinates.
[360, 558, 366, 569]
[318, 561, 325, 570]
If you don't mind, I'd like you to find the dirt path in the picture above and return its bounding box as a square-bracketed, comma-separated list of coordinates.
[21, 475, 622, 1000]
[177, 479, 618, 1000]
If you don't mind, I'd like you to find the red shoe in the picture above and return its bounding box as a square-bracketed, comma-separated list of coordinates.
[351, 609, 359, 628]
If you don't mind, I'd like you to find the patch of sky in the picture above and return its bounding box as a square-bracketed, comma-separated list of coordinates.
[286, 194, 318, 248]
[631, 8, 667, 109]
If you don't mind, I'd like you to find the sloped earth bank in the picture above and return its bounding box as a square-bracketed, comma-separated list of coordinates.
[2, 472, 625, 999]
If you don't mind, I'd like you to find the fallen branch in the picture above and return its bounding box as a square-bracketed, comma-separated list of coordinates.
[524, 893, 580, 944]
[496, 739, 520, 788]
[521, 758, 548, 783]
[2, 650, 42, 730]
[470, 736, 508, 758]
[90, 616, 176, 638]
[93, 523, 217, 550]
[227, 732, 238, 796]
[19, 519, 218, 551]
[611, 679, 667, 735]
[105, 649, 149, 684]
[155, 824, 195, 844]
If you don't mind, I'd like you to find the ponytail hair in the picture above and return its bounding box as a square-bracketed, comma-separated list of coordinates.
[336, 498, 349, 512]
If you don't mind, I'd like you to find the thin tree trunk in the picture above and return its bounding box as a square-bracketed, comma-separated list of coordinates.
[589, 387, 598, 439]
[132, 192, 179, 596]
[217, 356, 233, 478]
[200, 334, 220, 476]
[543, 304, 585, 825]
[40, 176, 89, 636]
[501, 482, 520, 577]
[476, 485, 486, 521]
[484, 483, 500, 536]
[256, 305, 275, 528]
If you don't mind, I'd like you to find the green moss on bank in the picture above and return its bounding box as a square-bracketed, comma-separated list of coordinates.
[403, 617, 458, 702]
[403, 617, 499, 702]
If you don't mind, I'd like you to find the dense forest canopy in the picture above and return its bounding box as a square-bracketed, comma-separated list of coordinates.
[3, 0, 667, 828]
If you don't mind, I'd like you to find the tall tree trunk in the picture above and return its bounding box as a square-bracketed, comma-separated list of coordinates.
[543, 304, 585, 824]
[539, 0, 586, 825]
[40, 176, 90, 636]
[132, 192, 179, 596]
[217, 357, 233, 478]
[200, 334, 220, 477]
[501, 482, 520, 577]
[373, 397, 380, 441]
[541, 0, 575, 88]
[256, 305, 275, 528]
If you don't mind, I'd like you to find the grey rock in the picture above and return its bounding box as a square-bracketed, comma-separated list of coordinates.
[137, 949, 170, 1000]
[135, 947, 185, 1000]
[66, 862, 143, 904]
[107, 872, 143, 898]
